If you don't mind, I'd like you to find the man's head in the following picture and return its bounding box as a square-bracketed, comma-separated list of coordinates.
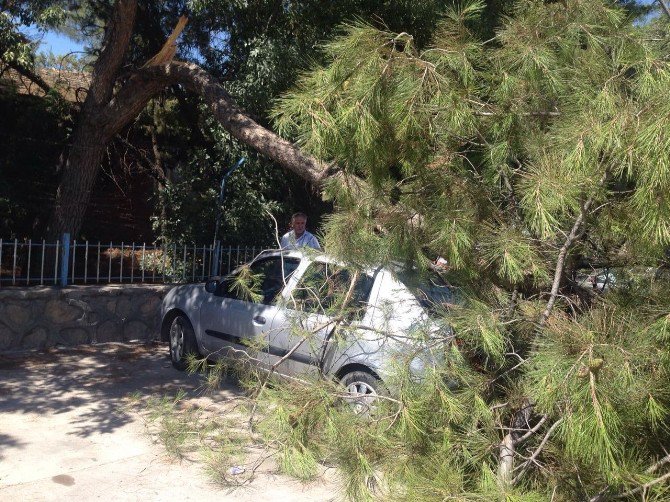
[291, 212, 308, 237]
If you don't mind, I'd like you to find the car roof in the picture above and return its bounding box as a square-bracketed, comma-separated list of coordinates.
[253, 249, 380, 275]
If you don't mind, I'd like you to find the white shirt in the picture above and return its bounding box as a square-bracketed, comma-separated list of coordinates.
[280, 230, 321, 250]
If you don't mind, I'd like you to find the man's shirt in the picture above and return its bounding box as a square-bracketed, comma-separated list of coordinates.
[280, 230, 321, 250]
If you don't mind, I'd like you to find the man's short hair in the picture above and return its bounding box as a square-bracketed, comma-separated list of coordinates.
[291, 212, 307, 221]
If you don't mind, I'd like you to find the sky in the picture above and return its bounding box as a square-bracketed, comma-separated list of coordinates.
[39, 30, 86, 55]
[25, 26, 86, 56]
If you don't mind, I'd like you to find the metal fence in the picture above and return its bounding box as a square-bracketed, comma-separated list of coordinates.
[0, 234, 268, 287]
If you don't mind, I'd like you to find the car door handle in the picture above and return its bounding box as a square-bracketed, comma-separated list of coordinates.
[253, 315, 266, 325]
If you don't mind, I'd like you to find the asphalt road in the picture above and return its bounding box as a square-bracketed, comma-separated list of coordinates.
[0, 343, 337, 501]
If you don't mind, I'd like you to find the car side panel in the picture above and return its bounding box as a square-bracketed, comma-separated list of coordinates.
[161, 284, 209, 352]
[323, 270, 436, 380]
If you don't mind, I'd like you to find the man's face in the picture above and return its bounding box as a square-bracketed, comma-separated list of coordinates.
[292, 217, 307, 237]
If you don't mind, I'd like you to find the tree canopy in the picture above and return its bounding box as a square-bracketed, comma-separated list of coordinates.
[250, 1, 670, 499]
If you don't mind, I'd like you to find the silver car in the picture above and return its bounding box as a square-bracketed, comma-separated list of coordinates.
[160, 250, 452, 404]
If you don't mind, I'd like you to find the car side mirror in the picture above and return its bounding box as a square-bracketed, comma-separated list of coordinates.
[205, 277, 221, 294]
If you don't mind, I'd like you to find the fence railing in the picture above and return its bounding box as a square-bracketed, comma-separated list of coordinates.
[0, 234, 269, 287]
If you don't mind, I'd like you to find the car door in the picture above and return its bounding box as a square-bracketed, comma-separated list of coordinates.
[264, 261, 374, 376]
[198, 255, 301, 361]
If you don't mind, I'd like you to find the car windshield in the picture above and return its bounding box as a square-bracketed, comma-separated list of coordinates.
[220, 256, 301, 304]
[394, 268, 454, 318]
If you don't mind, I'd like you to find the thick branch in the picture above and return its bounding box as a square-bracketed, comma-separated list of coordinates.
[512, 418, 563, 485]
[102, 61, 331, 185]
[658, 0, 670, 19]
[168, 61, 330, 184]
[87, 0, 138, 107]
[98, 69, 173, 138]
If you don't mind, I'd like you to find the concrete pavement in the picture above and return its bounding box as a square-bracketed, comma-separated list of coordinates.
[0, 343, 338, 501]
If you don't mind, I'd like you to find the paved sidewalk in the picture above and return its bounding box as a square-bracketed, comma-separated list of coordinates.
[0, 343, 338, 501]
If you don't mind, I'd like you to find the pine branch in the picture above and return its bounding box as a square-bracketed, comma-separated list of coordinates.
[649, 453, 670, 474]
[513, 414, 548, 445]
[613, 471, 670, 499]
[505, 172, 608, 487]
[590, 452, 670, 501]
[539, 171, 608, 326]
[512, 418, 563, 485]
[499, 400, 533, 485]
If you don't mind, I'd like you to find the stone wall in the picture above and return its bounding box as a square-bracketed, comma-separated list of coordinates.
[0, 285, 172, 351]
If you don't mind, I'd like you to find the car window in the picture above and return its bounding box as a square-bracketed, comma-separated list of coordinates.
[396, 269, 454, 318]
[288, 262, 373, 317]
[220, 256, 300, 304]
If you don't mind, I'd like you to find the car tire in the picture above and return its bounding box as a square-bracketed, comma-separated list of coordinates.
[340, 370, 386, 416]
[169, 315, 199, 371]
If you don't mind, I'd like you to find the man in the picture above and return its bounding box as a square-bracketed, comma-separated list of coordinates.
[280, 212, 321, 250]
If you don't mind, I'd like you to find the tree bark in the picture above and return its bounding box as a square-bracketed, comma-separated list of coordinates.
[49, 126, 108, 238]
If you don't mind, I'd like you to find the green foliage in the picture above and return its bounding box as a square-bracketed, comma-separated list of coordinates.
[138, 98, 286, 245]
[526, 303, 670, 483]
[262, 1, 670, 499]
[132, 386, 252, 487]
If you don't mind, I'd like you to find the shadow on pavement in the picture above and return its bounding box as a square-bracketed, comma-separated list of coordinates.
[0, 342, 244, 438]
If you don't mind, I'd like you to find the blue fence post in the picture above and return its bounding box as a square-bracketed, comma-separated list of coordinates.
[60, 233, 70, 287]
[212, 240, 221, 276]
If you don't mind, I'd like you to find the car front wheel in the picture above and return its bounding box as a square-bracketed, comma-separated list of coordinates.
[169, 315, 199, 371]
[340, 370, 386, 416]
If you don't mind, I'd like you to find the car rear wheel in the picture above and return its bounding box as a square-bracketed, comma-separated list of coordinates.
[340, 370, 385, 416]
[169, 315, 199, 371]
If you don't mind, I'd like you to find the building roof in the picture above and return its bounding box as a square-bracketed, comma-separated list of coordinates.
[0, 67, 90, 103]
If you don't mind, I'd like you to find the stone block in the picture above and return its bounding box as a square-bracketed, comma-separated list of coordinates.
[5, 302, 31, 327]
[57, 328, 90, 346]
[22, 327, 49, 350]
[105, 299, 117, 313]
[115, 296, 135, 318]
[31, 299, 47, 319]
[124, 320, 148, 341]
[45, 300, 80, 324]
[96, 320, 121, 343]
[139, 295, 161, 316]
[0, 322, 19, 350]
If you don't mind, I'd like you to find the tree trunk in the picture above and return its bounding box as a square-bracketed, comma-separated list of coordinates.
[45, 0, 138, 238]
[48, 125, 107, 238]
